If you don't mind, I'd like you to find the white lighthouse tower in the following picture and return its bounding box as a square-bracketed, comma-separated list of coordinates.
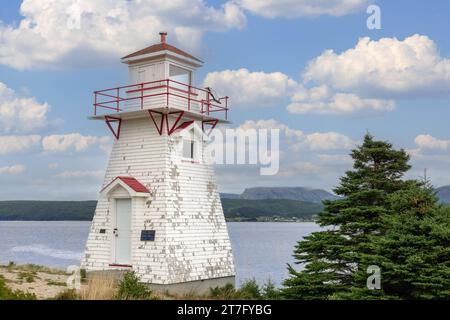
[81, 33, 235, 294]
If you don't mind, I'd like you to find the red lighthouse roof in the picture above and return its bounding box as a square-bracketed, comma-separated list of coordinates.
[122, 32, 203, 63]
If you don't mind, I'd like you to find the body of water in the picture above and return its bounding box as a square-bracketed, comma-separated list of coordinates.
[0, 221, 321, 287]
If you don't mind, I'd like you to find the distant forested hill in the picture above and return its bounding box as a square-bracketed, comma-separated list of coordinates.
[0, 199, 322, 221]
[221, 199, 323, 221]
[220, 187, 339, 203]
[0, 201, 97, 221]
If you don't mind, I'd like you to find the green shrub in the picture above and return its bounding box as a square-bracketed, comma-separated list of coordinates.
[238, 279, 262, 299]
[80, 268, 87, 282]
[210, 279, 283, 300]
[18, 271, 37, 283]
[116, 272, 152, 300]
[210, 283, 237, 299]
[0, 275, 36, 300]
[261, 280, 281, 300]
[54, 289, 79, 300]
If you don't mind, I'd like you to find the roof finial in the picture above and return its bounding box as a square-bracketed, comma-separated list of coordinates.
[159, 32, 167, 44]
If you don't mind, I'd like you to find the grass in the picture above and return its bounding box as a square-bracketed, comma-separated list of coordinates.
[79, 276, 117, 300]
[1, 262, 67, 275]
[47, 280, 67, 287]
[0, 275, 36, 300]
[17, 271, 37, 283]
[2, 263, 284, 300]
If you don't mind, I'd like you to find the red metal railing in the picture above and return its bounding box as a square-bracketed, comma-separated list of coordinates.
[93, 79, 229, 120]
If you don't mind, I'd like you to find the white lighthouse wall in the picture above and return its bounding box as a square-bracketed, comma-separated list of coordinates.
[82, 116, 170, 282]
[82, 115, 235, 284]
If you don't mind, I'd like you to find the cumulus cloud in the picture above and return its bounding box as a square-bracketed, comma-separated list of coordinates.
[303, 34, 450, 97]
[0, 82, 50, 132]
[302, 132, 355, 151]
[237, 119, 355, 151]
[236, 0, 370, 18]
[42, 133, 111, 153]
[287, 85, 395, 114]
[204, 68, 298, 106]
[0, 135, 42, 155]
[55, 170, 104, 179]
[0, 165, 26, 175]
[0, 0, 246, 70]
[278, 161, 321, 177]
[239, 119, 303, 139]
[414, 134, 450, 151]
[204, 68, 394, 115]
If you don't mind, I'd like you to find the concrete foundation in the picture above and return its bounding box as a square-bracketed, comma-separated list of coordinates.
[86, 271, 235, 296]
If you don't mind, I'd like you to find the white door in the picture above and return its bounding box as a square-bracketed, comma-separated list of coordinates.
[114, 199, 132, 265]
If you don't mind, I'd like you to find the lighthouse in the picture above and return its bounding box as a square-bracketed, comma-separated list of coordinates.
[81, 33, 235, 294]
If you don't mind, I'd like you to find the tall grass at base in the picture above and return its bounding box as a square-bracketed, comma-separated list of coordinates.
[80, 275, 117, 300]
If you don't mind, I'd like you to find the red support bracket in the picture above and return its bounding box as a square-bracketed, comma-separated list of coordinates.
[166, 111, 185, 136]
[148, 110, 165, 136]
[105, 116, 122, 140]
[202, 119, 219, 136]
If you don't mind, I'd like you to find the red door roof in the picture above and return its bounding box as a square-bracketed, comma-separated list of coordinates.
[101, 176, 150, 193]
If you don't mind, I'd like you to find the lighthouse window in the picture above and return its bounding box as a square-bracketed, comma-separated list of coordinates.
[169, 65, 191, 90]
[183, 139, 195, 159]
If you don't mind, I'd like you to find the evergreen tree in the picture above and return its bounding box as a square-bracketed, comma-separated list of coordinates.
[283, 134, 411, 299]
[342, 183, 450, 299]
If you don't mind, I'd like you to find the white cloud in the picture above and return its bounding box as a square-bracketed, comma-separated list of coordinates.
[0, 135, 42, 155]
[302, 132, 355, 151]
[239, 119, 294, 133]
[42, 133, 111, 153]
[204, 69, 394, 115]
[236, 0, 370, 18]
[0, 165, 26, 175]
[317, 154, 352, 164]
[237, 119, 354, 151]
[278, 161, 321, 177]
[203, 68, 298, 106]
[0, 0, 246, 70]
[287, 86, 395, 114]
[303, 34, 450, 97]
[0, 82, 50, 132]
[414, 134, 450, 151]
[55, 170, 104, 179]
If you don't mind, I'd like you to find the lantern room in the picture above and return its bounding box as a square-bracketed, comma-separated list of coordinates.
[91, 32, 229, 139]
[122, 32, 203, 87]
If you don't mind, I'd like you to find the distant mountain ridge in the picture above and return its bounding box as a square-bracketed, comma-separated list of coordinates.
[3, 186, 448, 222]
[221, 187, 339, 204]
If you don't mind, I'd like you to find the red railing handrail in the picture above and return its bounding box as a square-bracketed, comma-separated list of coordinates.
[93, 79, 229, 120]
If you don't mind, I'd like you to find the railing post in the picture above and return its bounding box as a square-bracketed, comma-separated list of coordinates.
[94, 92, 97, 116]
[188, 85, 191, 111]
[116, 88, 120, 112]
[225, 96, 228, 120]
[140, 83, 144, 110]
[207, 91, 211, 116]
[166, 79, 169, 107]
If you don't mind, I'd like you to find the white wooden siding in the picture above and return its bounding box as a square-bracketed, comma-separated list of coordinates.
[82, 116, 235, 284]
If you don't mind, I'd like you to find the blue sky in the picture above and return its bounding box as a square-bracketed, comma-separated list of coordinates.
[1, 0, 450, 199]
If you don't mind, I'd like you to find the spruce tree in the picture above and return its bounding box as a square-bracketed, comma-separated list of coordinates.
[343, 183, 450, 299]
[283, 134, 411, 299]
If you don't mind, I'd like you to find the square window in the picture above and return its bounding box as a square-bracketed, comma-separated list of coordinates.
[183, 139, 194, 159]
